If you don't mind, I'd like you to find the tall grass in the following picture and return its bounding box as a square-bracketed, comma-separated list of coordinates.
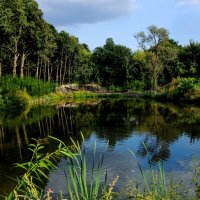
[6, 136, 109, 200]
[6, 137, 77, 199]
[129, 148, 168, 200]
[129, 145, 200, 200]
[0, 75, 57, 97]
[65, 141, 107, 200]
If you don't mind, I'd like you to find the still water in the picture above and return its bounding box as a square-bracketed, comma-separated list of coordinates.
[0, 98, 200, 196]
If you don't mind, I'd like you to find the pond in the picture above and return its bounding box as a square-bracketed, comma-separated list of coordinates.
[0, 98, 200, 197]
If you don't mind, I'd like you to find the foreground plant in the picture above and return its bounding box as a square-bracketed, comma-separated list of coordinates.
[5, 138, 200, 200]
[6, 137, 78, 199]
[128, 145, 199, 200]
[5, 136, 109, 200]
[65, 141, 108, 200]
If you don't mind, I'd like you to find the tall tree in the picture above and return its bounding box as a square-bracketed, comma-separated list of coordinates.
[19, 0, 44, 78]
[0, 0, 28, 77]
[178, 41, 200, 78]
[74, 44, 94, 84]
[135, 25, 178, 91]
[93, 38, 132, 86]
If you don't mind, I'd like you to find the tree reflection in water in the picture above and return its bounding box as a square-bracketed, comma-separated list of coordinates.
[0, 99, 200, 194]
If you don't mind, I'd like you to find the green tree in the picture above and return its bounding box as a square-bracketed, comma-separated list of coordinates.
[178, 41, 200, 78]
[0, 0, 28, 77]
[135, 25, 178, 91]
[74, 44, 94, 84]
[18, 0, 44, 78]
[93, 38, 132, 87]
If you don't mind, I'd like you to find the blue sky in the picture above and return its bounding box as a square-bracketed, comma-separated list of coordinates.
[36, 0, 200, 51]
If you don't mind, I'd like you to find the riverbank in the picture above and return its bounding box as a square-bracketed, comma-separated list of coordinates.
[1, 76, 200, 117]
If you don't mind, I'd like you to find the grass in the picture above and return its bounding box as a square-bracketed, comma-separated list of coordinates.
[0, 75, 57, 97]
[128, 145, 200, 200]
[0, 75, 58, 115]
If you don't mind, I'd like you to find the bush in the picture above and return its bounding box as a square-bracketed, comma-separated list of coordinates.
[127, 80, 145, 91]
[108, 85, 122, 92]
[167, 78, 200, 100]
[2, 91, 31, 115]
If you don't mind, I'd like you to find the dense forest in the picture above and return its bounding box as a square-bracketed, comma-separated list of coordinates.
[1, 0, 200, 92]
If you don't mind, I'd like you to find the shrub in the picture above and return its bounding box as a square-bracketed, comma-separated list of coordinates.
[2, 91, 31, 115]
[167, 78, 200, 100]
[127, 80, 145, 91]
[108, 85, 122, 92]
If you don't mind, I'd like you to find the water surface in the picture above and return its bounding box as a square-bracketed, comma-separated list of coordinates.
[0, 99, 200, 196]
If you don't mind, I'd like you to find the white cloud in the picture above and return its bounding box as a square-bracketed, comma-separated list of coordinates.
[177, 0, 200, 5]
[36, 0, 136, 26]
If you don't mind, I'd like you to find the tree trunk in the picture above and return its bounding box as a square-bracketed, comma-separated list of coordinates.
[13, 37, 19, 78]
[47, 60, 50, 82]
[44, 60, 47, 82]
[35, 57, 39, 79]
[68, 57, 72, 84]
[59, 59, 63, 85]
[20, 52, 26, 78]
[62, 60, 67, 85]
[56, 65, 59, 83]
[13, 54, 18, 78]
[39, 59, 42, 80]
[152, 74, 157, 91]
[50, 63, 53, 81]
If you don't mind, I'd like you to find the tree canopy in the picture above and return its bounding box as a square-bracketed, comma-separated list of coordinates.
[0, 1, 200, 92]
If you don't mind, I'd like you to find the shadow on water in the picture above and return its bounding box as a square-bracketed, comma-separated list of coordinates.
[0, 98, 200, 196]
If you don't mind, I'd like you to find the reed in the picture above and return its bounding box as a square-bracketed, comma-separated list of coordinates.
[65, 141, 108, 200]
[128, 146, 200, 200]
[0, 75, 57, 97]
[5, 136, 109, 200]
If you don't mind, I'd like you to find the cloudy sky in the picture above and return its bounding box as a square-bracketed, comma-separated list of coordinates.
[36, 0, 200, 51]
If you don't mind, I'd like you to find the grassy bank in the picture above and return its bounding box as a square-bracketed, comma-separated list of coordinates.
[0, 76, 57, 113]
[5, 137, 200, 200]
[1, 76, 200, 117]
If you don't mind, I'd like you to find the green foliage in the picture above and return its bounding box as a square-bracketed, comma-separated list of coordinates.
[135, 25, 178, 91]
[0, 95, 4, 108]
[7, 136, 109, 200]
[93, 38, 132, 87]
[127, 80, 145, 91]
[108, 85, 122, 92]
[167, 77, 200, 100]
[0, 75, 57, 97]
[1, 90, 31, 116]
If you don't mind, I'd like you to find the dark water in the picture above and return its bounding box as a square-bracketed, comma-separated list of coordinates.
[0, 98, 200, 196]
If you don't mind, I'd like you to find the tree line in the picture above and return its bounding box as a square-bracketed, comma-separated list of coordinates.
[1, 0, 200, 91]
